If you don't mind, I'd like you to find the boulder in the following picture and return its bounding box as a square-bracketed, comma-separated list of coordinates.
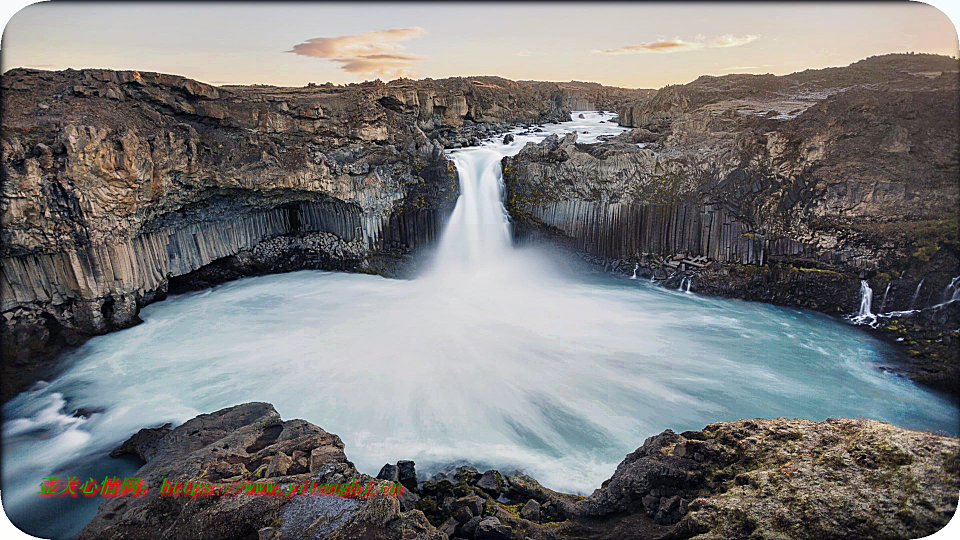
[397, 459, 419, 492]
[475, 516, 511, 540]
[520, 499, 541, 522]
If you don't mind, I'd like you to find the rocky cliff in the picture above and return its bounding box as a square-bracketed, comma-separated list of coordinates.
[503, 54, 960, 394]
[80, 403, 959, 540]
[0, 68, 647, 401]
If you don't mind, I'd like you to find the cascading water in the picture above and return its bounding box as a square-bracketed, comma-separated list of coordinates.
[630, 263, 638, 280]
[880, 282, 892, 312]
[3, 112, 957, 539]
[847, 280, 877, 326]
[943, 276, 960, 303]
[910, 279, 924, 310]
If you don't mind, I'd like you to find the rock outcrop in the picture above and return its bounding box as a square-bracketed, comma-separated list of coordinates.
[79, 403, 445, 540]
[503, 53, 960, 394]
[81, 404, 959, 540]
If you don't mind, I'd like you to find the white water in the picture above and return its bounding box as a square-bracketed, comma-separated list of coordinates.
[4, 113, 958, 539]
[630, 263, 638, 280]
[910, 279, 925, 310]
[944, 276, 960, 303]
[880, 282, 892, 312]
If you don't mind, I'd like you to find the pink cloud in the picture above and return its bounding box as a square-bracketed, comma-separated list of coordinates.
[288, 27, 427, 78]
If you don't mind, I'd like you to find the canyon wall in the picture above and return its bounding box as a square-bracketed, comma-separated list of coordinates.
[504, 54, 960, 393]
[0, 68, 650, 400]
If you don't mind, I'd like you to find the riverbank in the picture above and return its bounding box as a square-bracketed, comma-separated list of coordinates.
[74, 402, 960, 540]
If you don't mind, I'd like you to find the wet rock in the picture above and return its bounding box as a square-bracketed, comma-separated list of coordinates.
[109, 423, 172, 462]
[502, 133, 514, 144]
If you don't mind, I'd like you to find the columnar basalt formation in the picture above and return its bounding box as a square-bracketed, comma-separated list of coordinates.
[503, 54, 960, 392]
[0, 69, 650, 401]
[81, 403, 959, 540]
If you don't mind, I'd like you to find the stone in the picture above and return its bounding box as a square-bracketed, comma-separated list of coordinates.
[453, 505, 473, 524]
[460, 515, 483, 538]
[265, 452, 293, 477]
[377, 463, 399, 482]
[439, 517, 459, 536]
[257, 527, 276, 540]
[476, 469, 503, 496]
[503, 133, 515, 144]
[109, 423, 172, 461]
[520, 499, 541, 521]
[397, 459, 419, 492]
[476, 516, 511, 540]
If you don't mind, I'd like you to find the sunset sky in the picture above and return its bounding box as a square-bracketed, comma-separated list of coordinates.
[3, 2, 958, 89]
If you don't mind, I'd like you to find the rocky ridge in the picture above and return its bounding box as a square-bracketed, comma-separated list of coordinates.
[502, 54, 960, 394]
[80, 403, 959, 540]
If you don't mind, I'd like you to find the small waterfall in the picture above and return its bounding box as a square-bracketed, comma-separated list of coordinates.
[848, 280, 877, 326]
[650, 274, 656, 283]
[943, 276, 960, 303]
[858, 281, 873, 317]
[677, 277, 685, 291]
[685, 279, 692, 293]
[909, 279, 924, 310]
[879, 282, 891, 313]
[629, 263, 638, 280]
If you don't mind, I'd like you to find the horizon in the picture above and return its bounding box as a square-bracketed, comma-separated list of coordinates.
[2, 2, 958, 89]
[5, 51, 958, 91]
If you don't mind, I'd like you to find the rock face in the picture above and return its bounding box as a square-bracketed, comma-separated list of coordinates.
[0, 69, 647, 402]
[503, 53, 960, 393]
[82, 404, 959, 540]
[79, 403, 445, 540]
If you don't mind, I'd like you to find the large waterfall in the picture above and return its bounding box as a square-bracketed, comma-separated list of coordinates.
[4, 113, 957, 540]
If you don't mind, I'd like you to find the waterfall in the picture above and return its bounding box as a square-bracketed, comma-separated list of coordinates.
[630, 263, 638, 280]
[858, 281, 873, 317]
[847, 280, 877, 326]
[685, 279, 692, 293]
[909, 279, 924, 310]
[677, 277, 686, 291]
[879, 282, 891, 313]
[433, 148, 514, 270]
[943, 276, 960, 303]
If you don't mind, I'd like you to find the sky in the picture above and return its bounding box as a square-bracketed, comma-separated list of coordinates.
[2, 2, 958, 89]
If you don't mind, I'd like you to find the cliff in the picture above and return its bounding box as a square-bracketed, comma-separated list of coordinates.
[0, 68, 647, 401]
[503, 54, 960, 394]
[78, 403, 959, 540]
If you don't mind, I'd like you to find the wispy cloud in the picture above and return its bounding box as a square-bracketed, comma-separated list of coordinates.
[594, 34, 760, 55]
[288, 27, 427, 78]
[513, 50, 545, 57]
[710, 34, 761, 48]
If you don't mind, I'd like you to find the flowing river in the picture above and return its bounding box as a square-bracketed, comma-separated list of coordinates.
[3, 112, 957, 539]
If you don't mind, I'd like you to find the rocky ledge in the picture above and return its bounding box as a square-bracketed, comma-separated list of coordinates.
[502, 54, 959, 395]
[82, 403, 959, 540]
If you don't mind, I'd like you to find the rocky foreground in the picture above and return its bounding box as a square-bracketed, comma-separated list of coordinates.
[82, 403, 959, 540]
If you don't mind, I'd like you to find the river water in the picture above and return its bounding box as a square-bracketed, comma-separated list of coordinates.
[3, 112, 957, 538]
